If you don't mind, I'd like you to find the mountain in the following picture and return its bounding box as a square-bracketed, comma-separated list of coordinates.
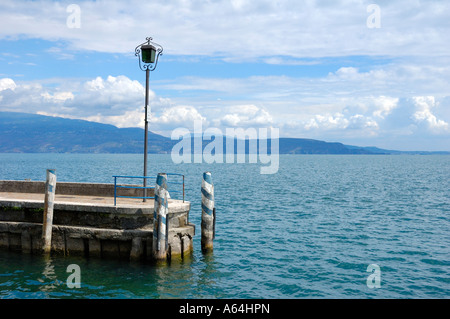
[278, 138, 373, 154]
[343, 144, 450, 155]
[0, 112, 448, 155]
[0, 112, 173, 153]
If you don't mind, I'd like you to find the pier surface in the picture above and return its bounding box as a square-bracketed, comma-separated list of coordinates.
[0, 191, 189, 213]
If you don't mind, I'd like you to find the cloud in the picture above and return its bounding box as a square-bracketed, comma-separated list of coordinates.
[0, 78, 16, 91]
[82, 108, 144, 128]
[0, 75, 207, 132]
[0, 79, 47, 112]
[160, 59, 450, 109]
[333, 67, 361, 80]
[148, 105, 206, 135]
[41, 91, 74, 103]
[1, 1, 449, 151]
[0, 75, 146, 125]
[0, 78, 16, 102]
[304, 112, 378, 132]
[412, 96, 449, 133]
[75, 75, 145, 114]
[46, 47, 75, 60]
[157, 60, 450, 143]
[372, 96, 399, 119]
[304, 113, 348, 130]
[0, 0, 449, 59]
[214, 104, 273, 128]
[152, 105, 206, 126]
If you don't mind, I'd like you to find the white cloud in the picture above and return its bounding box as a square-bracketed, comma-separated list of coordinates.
[1, 74, 449, 151]
[2, 68, 449, 144]
[348, 114, 379, 131]
[154, 105, 205, 125]
[304, 112, 378, 132]
[305, 113, 347, 131]
[41, 91, 74, 103]
[83, 108, 144, 128]
[334, 67, 361, 80]
[0, 78, 16, 102]
[214, 104, 273, 128]
[0, 75, 146, 124]
[161, 60, 450, 108]
[77, 75, 145, 112]
[0, 78, 16, 91]
[1, 1, 449, 151]
[157, 60, 450, 144]
[0, 75, 205, 131]
[149, 105, 206, 134]
[372, 96, 399, 119]
[412, 96, 449, 133]
[46, 47, 75, 60]
[0, 0, 449, 59]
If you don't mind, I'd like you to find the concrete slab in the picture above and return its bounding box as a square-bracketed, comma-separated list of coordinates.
[0, 191, 190, 214]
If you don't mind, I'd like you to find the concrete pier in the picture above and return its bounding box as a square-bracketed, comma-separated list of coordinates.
[0, 180, 195, 262]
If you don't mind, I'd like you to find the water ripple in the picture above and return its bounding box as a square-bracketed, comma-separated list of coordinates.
[0, 154, 449, 298]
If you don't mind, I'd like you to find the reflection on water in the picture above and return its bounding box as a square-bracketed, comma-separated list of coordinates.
[196, 254, 219, 298]
[0, 250, 224, 298]
[153, 252, 220, 298]
[38, 256, 65, 294]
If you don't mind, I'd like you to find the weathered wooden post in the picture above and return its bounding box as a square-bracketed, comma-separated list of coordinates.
[42, 169, 56, 254]
[201, 171, 215, 254]
[152, 173, 169, 261]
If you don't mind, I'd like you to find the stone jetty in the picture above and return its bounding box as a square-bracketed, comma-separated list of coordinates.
[0, 180, 195, 262]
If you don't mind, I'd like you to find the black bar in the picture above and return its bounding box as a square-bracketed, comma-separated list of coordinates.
[213, 207, 216, 240]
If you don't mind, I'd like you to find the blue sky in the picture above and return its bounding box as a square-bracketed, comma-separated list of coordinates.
[1, 0, 449, 151]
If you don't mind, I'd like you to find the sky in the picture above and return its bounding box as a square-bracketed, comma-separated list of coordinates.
[0, 0, 449, 151]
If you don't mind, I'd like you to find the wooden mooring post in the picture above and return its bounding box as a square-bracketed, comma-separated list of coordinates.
[153, 173, 169, 261]
[201, 172, 215, 254]
[42, 169, 56, 254]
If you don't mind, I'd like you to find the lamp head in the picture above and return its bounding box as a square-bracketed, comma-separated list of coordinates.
[141, 44, 156, 64]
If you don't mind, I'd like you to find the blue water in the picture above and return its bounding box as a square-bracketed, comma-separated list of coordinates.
[0, 154, 449, 298]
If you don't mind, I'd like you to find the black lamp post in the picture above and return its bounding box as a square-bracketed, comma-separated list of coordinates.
[135, 37, 163, 202]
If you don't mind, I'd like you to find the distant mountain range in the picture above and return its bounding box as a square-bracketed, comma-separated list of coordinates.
[0, 112, 448, 155]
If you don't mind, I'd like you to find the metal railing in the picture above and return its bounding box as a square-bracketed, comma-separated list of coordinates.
[113, 174, 184, 206]
[166, 173, 185, 203]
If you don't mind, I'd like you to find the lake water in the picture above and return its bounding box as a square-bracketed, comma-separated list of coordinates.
[0, 154, 449, 298]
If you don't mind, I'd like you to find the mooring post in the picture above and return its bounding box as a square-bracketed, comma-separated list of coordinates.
[152, 173, 169, 261]
[42, 169, 56, 254]
[201, 171, 215, 254]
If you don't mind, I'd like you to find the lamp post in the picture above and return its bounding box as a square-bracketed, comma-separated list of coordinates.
[135, 37, 163, 202]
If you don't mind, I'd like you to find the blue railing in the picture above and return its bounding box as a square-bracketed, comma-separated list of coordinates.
[166, 173, 185, 203]
[113, 174, 185, 206]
